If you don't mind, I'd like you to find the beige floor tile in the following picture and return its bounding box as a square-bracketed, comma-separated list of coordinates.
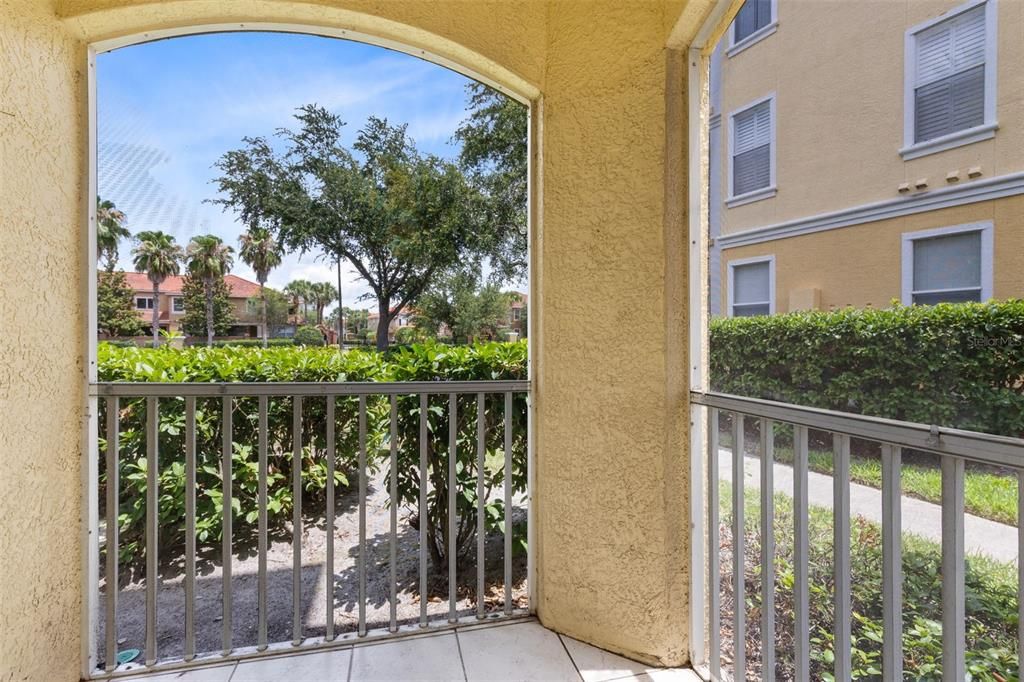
[458, 621, 580, 682]
[349, 632, 465, 681]
[232, 648, 351, 682]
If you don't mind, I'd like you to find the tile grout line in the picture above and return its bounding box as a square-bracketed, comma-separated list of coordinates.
[346, 639, 355, 682]
[556, 634, 585, 682]
[225, 662, 238, 682]
[453, 630, 470, 682]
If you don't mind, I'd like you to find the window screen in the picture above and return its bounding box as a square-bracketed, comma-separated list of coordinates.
[732, 260, 772, 316]
[732, 100, 772, 196]
[911, 230, 982, 304]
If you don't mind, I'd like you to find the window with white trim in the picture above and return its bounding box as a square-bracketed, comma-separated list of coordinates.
[172, 297, 184, 313]
[904, 0, 996, 154]
[901, 223, 993, 305]
[135, 297, 154, 310]
[733, 0, 774, 45]
[729, 257, 774, 317]
[728, 96, 774, 203]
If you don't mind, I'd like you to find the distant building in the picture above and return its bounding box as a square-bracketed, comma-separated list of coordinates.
[123, 272, 265, 338]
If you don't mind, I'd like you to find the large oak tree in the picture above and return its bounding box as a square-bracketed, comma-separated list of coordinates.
[213, 105, 482, 350]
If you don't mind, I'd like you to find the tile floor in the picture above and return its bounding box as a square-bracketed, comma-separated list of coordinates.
[125, 619, 701, 682]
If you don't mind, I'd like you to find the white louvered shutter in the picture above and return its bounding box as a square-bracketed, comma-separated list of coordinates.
[733, 100, 771, 196]
[914, 5, 987, 143]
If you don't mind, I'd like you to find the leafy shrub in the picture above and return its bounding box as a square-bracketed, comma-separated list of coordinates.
[395, 326, 432, 345]
[210, 338, 296, 348]
[293, 325, 326, 346]
[97, 341, 528, 569]
[711, 301, 1024, 436]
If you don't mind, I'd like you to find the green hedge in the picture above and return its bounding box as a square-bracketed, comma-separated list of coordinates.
[710, 301, 1024, 436]
[209, 338, 297, 348]
[97, 341, 528, 567]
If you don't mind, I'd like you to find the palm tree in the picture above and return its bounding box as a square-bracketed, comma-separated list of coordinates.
[310, 282, 338, 325]
[284, 279, 314, 324]
[97, 196, 130, 271]
[186, 235, 235, 347]
[131, 231, 183, 345]
[238, 227, 283, 347]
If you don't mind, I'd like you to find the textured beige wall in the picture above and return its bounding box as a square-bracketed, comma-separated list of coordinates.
[722, 195, 1024, 312]
[718, 0, 1024, 235]
[2, 1, 699, 678]
[0, 2, 87, 681]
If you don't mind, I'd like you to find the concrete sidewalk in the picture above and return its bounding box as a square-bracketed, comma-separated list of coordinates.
[718, 449, 1020, 564]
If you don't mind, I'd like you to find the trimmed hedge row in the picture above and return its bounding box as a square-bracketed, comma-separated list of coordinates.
[98, 341, 528, 568]
[710, 301, 1024, 436]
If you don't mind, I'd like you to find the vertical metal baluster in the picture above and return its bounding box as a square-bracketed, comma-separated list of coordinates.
[476, 393, 486, 619]
[760, 418, 775, 680]
[833, 434, 851, 682]
[145, 396, 158, 666]
[1019, 469, 1023, 682]
[731, 413, 745, 679]
[358, 395, 367, 637]
[707, 408, 721, 682]
[504, 392, 513, 615]
[448, 393, 458, 623]
[184, 398, 196, 661]
[104, 397, 120, 672]
[881, 444, 902, 682]
[221, 397, 233, 656]
[292, 396, 302, 646]
[793, 425, 810, 682]
[419, 393, 429, 628]
[258, 396, 269, 650]
[389, 396, 398, 633]
[941, 455, 965, 680]
[325, 397, 335, 642]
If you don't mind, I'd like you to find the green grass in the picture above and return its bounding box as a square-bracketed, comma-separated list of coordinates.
[717, 482, 1019, 680]
[720, 429, 1019, 526]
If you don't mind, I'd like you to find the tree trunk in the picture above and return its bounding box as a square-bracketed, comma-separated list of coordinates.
[205, 278, 215, 347]
[260, 282, 268, 348]
[152, 283, 160, 347]
[376, 299, 391, 351]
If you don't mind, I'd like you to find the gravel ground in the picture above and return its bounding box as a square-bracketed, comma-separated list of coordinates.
[96, 470, 528, 667]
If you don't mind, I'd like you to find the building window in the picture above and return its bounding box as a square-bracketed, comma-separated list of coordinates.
[727, 95, 776, 206]
[728, 256, 775, 317]
[172, 297, 184, 313]
[513, 308, 521, 321]
[902, 0, 997, 159]
[136, 297, 154, 310]
[901, 223, 993, 305]
[731, 0, 777, 52]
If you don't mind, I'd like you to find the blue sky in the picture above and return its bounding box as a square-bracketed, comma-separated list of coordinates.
[97, 31, 476, 308]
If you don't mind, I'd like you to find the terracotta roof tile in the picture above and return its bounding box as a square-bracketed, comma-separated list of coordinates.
[121, 272, 261, 299]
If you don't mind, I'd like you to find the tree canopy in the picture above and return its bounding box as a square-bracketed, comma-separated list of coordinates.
[212, 105, 486, 350]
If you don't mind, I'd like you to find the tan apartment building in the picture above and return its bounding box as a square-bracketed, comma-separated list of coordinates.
[709, 0, 1024, 316]
[124, 272, 266, 338]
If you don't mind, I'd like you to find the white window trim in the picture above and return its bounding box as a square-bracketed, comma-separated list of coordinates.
[726, 93, 777, 207]
[727, 254, 776, 317]
[727, 0, 778, 57]
[900, 0, 998, 160]
[172, 297, 184, 313]
[135, 296, 154, 310]
[900, 221, 993, 305]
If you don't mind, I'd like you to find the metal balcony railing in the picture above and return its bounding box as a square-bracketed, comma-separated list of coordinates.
[690, 391, 1024, 682]
[89, 380, 530, 678]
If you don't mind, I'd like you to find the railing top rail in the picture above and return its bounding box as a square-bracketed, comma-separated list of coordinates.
[691, 390, 1024, 468]
[91, 380, 530, 398]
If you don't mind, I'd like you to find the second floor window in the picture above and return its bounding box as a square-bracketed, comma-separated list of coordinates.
[173, 297, 184, 313]
[729, 96, 775, 202]
[136, 297, 154, 310]
[905, 1, 995, 153]
[734, 0, 774, 45]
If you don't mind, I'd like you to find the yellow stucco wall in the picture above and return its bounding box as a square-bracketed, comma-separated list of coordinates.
[718, 0, 1024, 235]
[722, 195, 1024, 313]
[1, 1, 704, 679]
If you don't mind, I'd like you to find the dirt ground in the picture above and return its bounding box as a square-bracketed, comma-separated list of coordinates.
[96, 470, 528, 667]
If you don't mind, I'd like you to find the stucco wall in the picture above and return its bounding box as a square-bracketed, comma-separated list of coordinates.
[721, 195, 1024, 313]
[1, 1, 701, 678]
[0, 2, 87, 681]
[718, 0, 1024, 235]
